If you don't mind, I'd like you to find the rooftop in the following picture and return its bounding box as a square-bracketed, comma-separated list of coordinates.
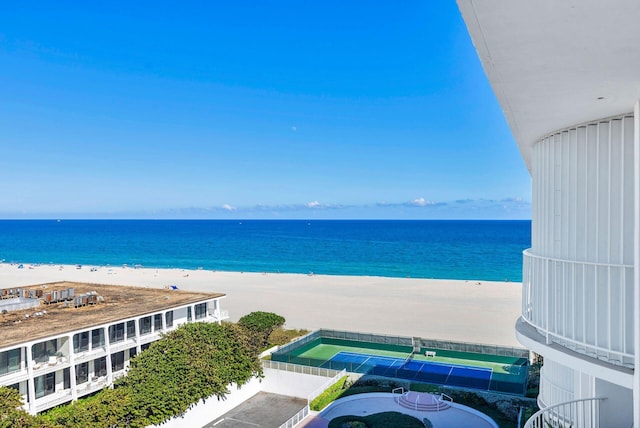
[0, 281, 224, 350]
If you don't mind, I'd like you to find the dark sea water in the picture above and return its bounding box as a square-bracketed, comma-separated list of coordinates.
[0, 220, 530, 281]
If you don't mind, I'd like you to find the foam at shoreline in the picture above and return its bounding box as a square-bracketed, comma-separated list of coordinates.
[0, 263, 522, 347]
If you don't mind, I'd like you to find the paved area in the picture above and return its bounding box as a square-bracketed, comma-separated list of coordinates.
[300, 392, 497, 428]
[203, 392, 306, 428]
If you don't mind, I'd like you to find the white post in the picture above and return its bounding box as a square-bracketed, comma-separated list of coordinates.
[104, 327, 112, 386]
[135, 317, 141, 354]
[633, 100, 640, 428]
[25, 344, 37, 415]
[68, 334, 77, 401]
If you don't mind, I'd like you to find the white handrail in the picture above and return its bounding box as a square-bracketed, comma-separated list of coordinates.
[523, 397, 606, 428]
[438, 393, 453, 411]
[392, 386, 405, 404]
[522, 249, 634, 367]
[278, 406, 309, 428]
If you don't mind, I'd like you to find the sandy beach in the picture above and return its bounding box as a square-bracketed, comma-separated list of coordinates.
[0, 263, 523, 347]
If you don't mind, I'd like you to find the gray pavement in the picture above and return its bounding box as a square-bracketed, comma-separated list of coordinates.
[203, 392, 307, 428]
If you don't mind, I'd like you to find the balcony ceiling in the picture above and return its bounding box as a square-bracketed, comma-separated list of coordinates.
[457, 0, 640, 170]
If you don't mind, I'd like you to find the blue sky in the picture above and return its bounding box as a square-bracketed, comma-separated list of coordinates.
[0, 1, 531, 219]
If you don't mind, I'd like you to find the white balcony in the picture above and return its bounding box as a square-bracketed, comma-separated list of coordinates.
[213, 309, 229, 322]
[0, 367, 29, 384]
[31, 356, 70, 375]
[524, 397, 605, 428]
[522, 250, 634, 368]
[108, 338, 137, 353]
[34, 389, 73, 412]
[76, 375, 109, 398]
[73, 347, 108, 364]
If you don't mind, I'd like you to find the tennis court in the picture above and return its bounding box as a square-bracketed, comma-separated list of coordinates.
[271, 332, 530, 395]
[321, 351, 493, 390]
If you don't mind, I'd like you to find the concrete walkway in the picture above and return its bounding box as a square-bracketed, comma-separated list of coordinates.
[300, 393, 497, 428]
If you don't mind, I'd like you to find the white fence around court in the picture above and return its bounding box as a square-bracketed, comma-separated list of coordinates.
[262, 360, 344, 378]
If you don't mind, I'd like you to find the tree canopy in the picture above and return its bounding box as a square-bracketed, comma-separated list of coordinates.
[237, 311, 286, 350]
[37, 321, 263, 427]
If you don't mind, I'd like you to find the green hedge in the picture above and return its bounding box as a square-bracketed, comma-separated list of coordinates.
[309, 376, 349, 411]
[33, 322, 262, 428]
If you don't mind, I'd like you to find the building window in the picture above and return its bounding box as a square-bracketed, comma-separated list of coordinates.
[91, 328, 104, 349]
[93, 357, 107, 378]
[111, 351, 125, 372]
[139, 316, 152, 335]
[165, 311, 173, 328]
[129, 347, 137, 360]
[153, 313, 163, 331]
[195, 302, 208, 320]
[0, 348, 21, 375]
[63, 367, 71, 389]
[187, 306, 192, 322]
[32, 340, 57, 363]
[141, 343, 151, 352]
[34, 372, 55, 398]
[126, 320, 136, 338]
[109, 323, 125, 344]
[75, 362, 89, 384]
[73, 332, 89, 353]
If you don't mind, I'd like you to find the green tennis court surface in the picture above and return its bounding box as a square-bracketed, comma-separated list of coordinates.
[272, 337, 529, 395]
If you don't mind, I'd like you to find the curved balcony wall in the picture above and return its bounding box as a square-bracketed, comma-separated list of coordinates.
[531, 114, 634, 263]
[523, 250, 634, 367]
[538, 360, 576, 409]
[523, 114, 635, 368]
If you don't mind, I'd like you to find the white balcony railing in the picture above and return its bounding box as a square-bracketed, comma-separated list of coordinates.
[524, 397, 605, 428]
[35, 389, 73, 411]
[0, 367, 29, 383]
[215, 309, 229, 321]
[522, 250, 634, 367]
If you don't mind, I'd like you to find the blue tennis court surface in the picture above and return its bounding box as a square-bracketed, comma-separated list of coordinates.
[321, 351, 493, 391]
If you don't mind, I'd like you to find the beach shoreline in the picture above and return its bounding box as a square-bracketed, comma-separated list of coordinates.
[0, 262, 523, 347]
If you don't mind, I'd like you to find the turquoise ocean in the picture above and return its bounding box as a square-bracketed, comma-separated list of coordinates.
[0, 220, 530, 281]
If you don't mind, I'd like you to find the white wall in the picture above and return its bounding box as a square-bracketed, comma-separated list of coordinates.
[153, 369, 337, 428]
[595, 378, 633, 428]
[525, 114, 635, 365]
[539, 360, 575, 408]
[157, 377, 262, 428]
[532, 115, 635, 265]
[260, 367, 335, 398]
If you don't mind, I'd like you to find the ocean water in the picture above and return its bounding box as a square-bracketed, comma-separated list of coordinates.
[0, 220, 530, 281]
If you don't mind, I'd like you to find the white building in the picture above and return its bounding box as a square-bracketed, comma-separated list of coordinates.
[0, 281, 228, 414]
[458, 1, 639, 427]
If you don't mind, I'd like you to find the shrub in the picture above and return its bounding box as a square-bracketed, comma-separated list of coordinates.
[0, 386, 45, 428]
[40, 322, 262, 428]
[309, 376, 348, 411]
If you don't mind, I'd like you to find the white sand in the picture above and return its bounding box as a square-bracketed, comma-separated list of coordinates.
[0, 263, 523, 347]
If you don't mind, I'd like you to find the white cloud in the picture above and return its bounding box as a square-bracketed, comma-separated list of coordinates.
[410, 197, 429, 207]
[222, 204, 236, 211]
[306, 201, 321, 208]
